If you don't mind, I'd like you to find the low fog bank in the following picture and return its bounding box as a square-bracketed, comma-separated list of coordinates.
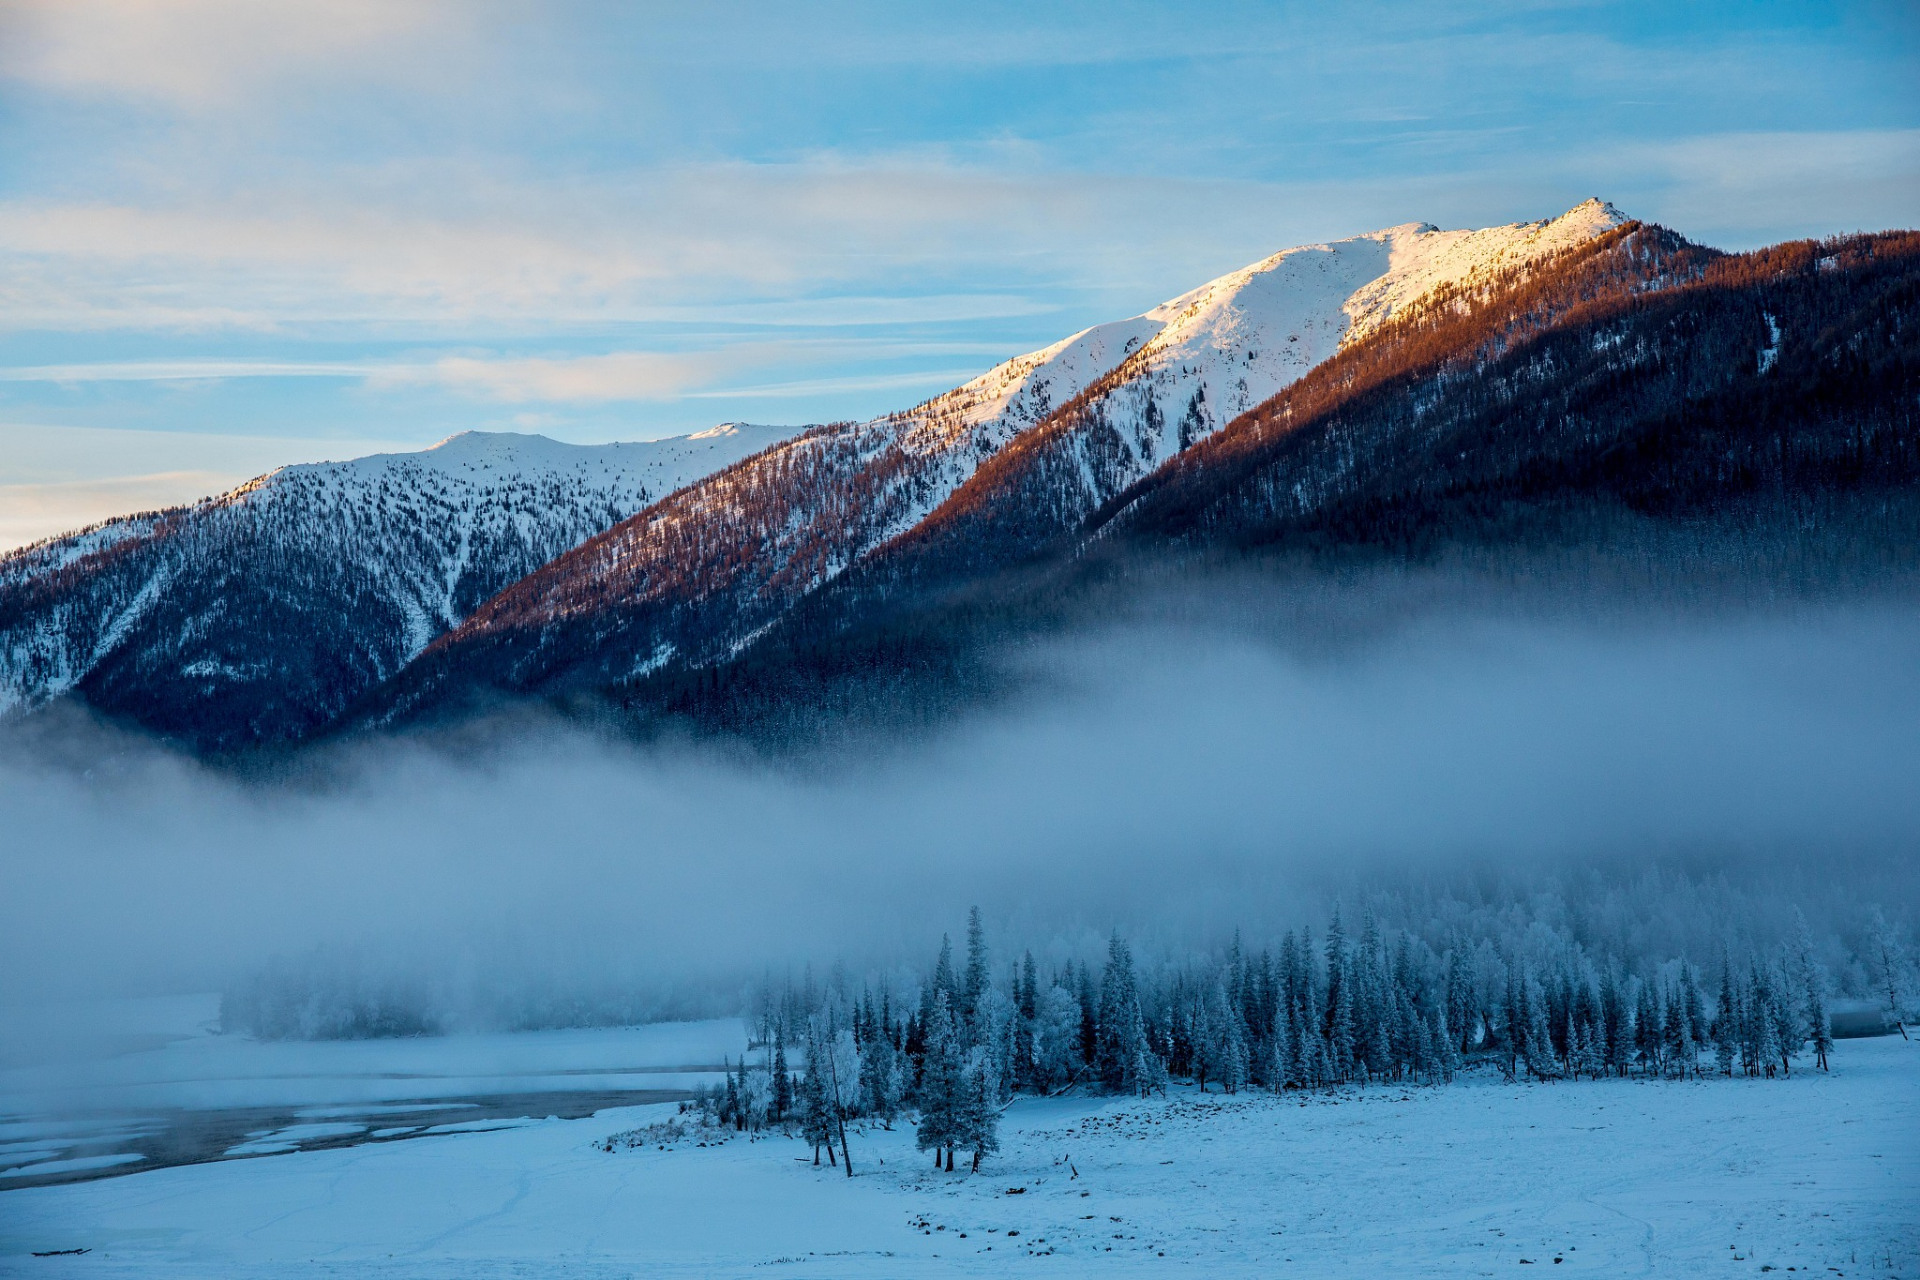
[3, 572, 1917, 1035]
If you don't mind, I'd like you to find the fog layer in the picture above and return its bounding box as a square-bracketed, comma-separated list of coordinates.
[4, 582, 1917, 1018]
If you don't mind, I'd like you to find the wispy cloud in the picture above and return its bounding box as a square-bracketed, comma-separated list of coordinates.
[0, 0, 1911, 500]
[0, 359, 382, 383]
[383, 351, 745, 404]
[686, 369, 989, 400]
[0, 0, 463, 108]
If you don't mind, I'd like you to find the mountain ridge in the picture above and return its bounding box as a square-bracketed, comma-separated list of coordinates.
[0, 423, 804, 743]
[366, 201, 1638, 727]
[8, 200, 1915, 753]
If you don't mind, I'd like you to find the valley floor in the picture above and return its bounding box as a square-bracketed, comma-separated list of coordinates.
[2, 1037, 1914, 1278]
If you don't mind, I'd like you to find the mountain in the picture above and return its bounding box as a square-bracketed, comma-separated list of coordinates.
[8, 199, 1914, 753]
[0, 424, 798, 748]
[650, 225, 1920, 736]
[373, 201, 1635, 722]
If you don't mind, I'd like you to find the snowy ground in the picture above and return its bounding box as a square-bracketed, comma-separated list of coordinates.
[1, 1031, 1912, 1278]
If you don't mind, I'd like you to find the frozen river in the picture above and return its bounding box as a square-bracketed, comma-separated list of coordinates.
[0, 996, 740, 1190]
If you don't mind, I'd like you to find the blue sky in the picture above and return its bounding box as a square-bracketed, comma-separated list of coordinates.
[1, 0, 1916, 547]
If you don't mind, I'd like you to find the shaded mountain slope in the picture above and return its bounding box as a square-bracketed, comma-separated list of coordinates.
[0, 425, 796, 749]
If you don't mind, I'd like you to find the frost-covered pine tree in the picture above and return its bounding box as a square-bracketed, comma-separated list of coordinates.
[929, 935, 958, 1025]
[1868, 907, 1909, 1038]
[962, 907, 990, 1044]
[722, 1057, 743, 1129]
[1796, 914, 1833, 1071]
[799, 1034, 834, 1165]
[1096, 933, 1143, 1093]
[1200, 979, 1248, 1093]
[1014, 951, 1040, 1091]
[1519, 969, 1557, 1081]
[1075, 964, 1100, 1069]
[771, 1032, 792, 1120]
[916, 990, 962, 1170]
[1327, 960, 1357, 1084]
[1599, 969, 1629, 1077]
[864, 1032, 903, 1124]
[1633, 980, 1662, 1077]
[1681, 967, 1707, 1077]
[957, 1052, 1002, 1171]
[1748, 957, 1783, 1077]
[1714, 952, 1741, 1078]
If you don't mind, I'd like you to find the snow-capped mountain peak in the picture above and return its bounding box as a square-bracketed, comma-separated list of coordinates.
[0, 422, 806, 742]
[1030, 199, 1633, 466]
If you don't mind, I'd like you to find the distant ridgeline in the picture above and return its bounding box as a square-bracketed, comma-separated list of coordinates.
[3, 204, 1918, 751]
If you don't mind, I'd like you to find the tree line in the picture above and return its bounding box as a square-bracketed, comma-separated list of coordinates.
[691, 899, 1893, 1172]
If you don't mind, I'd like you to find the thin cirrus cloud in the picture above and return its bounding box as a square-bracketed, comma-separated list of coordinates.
[0, 353, 758, 405]
[0, 0, 1912, 528]
[381, 351, 752, 405]
[0, 350, 994, 406]
[0, 0, 465, 107]
[0, 359, 384, 384]
[3, 135, 1914, 339]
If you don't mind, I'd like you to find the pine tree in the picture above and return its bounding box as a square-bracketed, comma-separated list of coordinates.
[1076, 963, 1100, 1069]
[800, 1034, 834, 1165]
[865, 1034, 903, 1124]
[958, 1054, 1002, 1171]
[1445, 946, 1475, 1055]
[1323, 908, 1350, 1081]
[962, 907, 990, 1043]
[1328, 960, 1356, 1084]
[1868, 907, 1908, 1038]
[1096, 933, 1142, 1092]
[824, 1024, 857, 1174]
[1681, 968, 1707, 1077]
[1013, 951, 1039, 1091]
[1714, 951, 1740, 1078]
[1797, 915, 1834, 1071]
[722, 1057, 743, 1129]
[931, 935, 958, 1018]
[1599, 968, 1628, 1077]
[915, 990, 962, 1170]
[772, 1032, 792, 1120]
[1661, 977, 1688, 1078]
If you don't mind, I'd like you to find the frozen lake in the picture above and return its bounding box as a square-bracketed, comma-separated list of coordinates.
[1, 1009, 1913, 1278]
[0, 996, 743, 1191]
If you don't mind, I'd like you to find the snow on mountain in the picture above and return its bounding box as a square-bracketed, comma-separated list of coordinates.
[0, 202, 1639, 742]
[867, 202, 1626, 554]
[381, 202, 1633, 714]
[1027, 199, 1631, 482]
[0, 424, 800, 740]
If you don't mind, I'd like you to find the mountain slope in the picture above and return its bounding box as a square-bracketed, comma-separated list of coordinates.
[640, 225, 1920, 738]
[854, 202, 1638, 583]
[1098, 231, 1920, 551]
[378, 202, 1632, 721]
[0, 424, 796, 748]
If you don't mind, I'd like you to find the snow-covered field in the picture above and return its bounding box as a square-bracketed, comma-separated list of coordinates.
[2, 1028, 1912, 1278]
